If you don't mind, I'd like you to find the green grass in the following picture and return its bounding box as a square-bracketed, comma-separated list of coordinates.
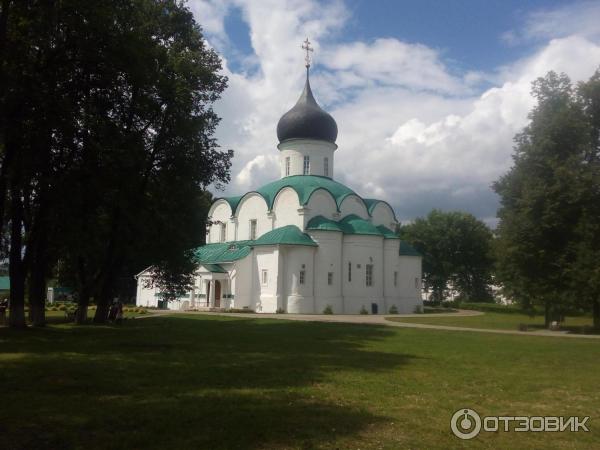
[387, 312, 597, 333]
[1, 314, 599, 449]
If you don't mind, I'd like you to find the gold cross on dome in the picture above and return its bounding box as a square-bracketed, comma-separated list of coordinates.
[302, 37, 313, 68]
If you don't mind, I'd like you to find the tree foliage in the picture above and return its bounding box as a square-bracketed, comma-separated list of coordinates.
[399, 210, 494, 303]
[494, 70, 600, 327]
[0, 0, 231, 326]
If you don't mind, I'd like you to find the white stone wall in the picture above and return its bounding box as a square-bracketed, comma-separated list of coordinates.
[236, 193, 271, 241]
[339, 195, 369, 219]
[396, 255, 423, 313]
[309, 230, 344, 313]
[283, 245, 316, 313]
[370, 202, 397, 229]
[304, 189, 338, 225]
[273, 187, 303, 229]
[382, 240, 401, 313]
[341, 235, 384, 313]
[207, 200, 233, 243]
[229, 256, 252, 309]
[278, 139, 337, 178]
[135, 275, 186, 310]
[253, 246, 280, 313]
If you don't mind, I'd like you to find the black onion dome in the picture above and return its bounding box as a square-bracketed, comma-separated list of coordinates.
[277, 72, 338, 144]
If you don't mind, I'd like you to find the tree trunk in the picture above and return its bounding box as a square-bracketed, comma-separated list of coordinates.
[28, 266, 47, 327]
[593, 298, 600, 330]
[8, 187, 26, 328]
[29, 302, 46, 327]
[75, 287, 89, 324]
[93, 296, 110, 324]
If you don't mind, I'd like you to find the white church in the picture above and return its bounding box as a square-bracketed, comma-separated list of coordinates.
[136, 42, 422, 314]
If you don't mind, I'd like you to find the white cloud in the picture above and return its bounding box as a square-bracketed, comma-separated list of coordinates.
[502, 1, 600, 45]
[190, 0, 600, 223]
[322, 38, 466, 94]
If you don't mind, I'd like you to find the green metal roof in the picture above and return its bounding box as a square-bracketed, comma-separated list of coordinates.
[253, 225, 318, 247]
[376, 225, 400, 239]
[219, 195, 243, 214]
[399, 241, 422, 256]
[217, 175, 360, 214]
[194, 241, 253, 264]
[0, 276, 9, 290]
[306, 215, 343, 232]
[339, 215, 383, 236]
[363, 198, 398, 221]
[306, 215, 401, 238]
[200, 263, 227, 273]
[194, 225, 318, 265]
[362, 198, 379, 214]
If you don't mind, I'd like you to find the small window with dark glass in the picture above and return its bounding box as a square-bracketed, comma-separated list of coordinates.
[303, 156, 310, 175]
[220, 223, 226, 242]
[327, 272, 333, 285]
[366, 264, 374, 287]
[299, 270, 306, 285]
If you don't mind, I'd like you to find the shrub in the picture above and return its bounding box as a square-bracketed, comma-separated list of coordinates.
[460, 302, 526, 315]
[359, 305, 368, 315]
[322, 305, 333, 315]
[275, 307, 285, 314]
[58, 305, 67, 311]
[388, 305, 398, 314]
[413, 305, 423, 314]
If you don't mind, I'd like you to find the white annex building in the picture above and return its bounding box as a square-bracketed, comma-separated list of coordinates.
[136, 43, 422, 314]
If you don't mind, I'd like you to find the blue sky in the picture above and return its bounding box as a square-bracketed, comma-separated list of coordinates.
[189, 0, 600, 225]
[344, 0, 564, 69]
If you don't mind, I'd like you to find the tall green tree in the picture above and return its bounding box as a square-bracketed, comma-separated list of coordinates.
[399, 210, 494, 303]
[493, 71, 600, 327]
[568, 71, 600, 328]
[0, 0, 232, 327]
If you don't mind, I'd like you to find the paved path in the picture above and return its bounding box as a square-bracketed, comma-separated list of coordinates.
[144, 309, 600, 340]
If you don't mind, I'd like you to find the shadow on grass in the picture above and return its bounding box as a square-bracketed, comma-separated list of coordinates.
[525, 323, 600, 335]
[0, 315, 415, 449]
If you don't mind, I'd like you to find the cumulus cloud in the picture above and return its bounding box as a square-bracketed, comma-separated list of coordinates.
[190, 0, 600, 225]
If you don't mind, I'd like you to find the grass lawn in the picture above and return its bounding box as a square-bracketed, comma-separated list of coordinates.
[386, 312, 597, 333]
[1, 314, 599, 449]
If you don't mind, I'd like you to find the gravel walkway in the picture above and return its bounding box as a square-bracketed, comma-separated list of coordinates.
[143, 309, 600, 339]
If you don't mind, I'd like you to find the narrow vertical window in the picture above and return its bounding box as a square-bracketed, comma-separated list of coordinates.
[324, 157, 329, 177]
[415, 277, 419, 289]
[261, 269, 268, 286]
[299, 270, 305, 285]
[348, 262, 352, 282]
[220, 223, 226, 242]
[285, 156, 290, 176]
[394, 271, 398, 287]
[366, 264, 373, 287]
[250, 219, 257, 240]
[303, 156, 310, 175]
[327, 272, 333, 285]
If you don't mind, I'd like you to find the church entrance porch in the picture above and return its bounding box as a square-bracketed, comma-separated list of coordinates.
[197, 267, 230, 310]
[214, 280, 221, 307]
